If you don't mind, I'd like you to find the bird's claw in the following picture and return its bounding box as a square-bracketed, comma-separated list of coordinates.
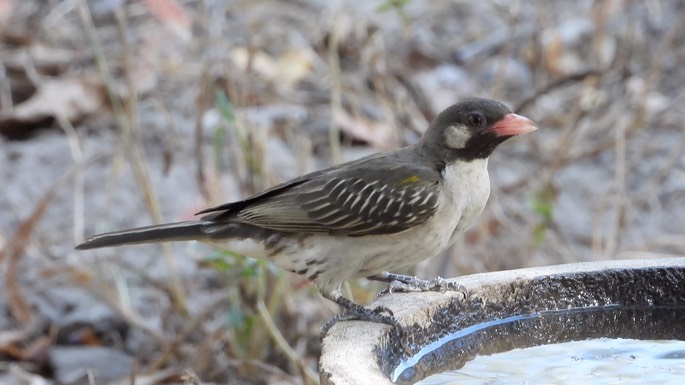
[321, 304, 398, 337]
[321, 306, 412, 355]
[372, 305, 394, 316]
[376, 274, 469, 298]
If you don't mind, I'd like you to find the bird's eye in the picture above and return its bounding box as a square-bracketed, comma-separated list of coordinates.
[468, 111, 486, 127]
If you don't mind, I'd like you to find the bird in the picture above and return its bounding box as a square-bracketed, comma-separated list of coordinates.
[76, 98, 537, 332]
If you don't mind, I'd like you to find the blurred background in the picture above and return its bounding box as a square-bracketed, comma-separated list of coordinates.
[1, 0, 683, 384]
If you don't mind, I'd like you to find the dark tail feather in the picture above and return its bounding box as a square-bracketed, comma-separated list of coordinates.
[76, 221, 211, 250]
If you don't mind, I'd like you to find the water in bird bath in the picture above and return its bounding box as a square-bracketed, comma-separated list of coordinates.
[392, 305, 685, 385]
[413, 338, 685, 385]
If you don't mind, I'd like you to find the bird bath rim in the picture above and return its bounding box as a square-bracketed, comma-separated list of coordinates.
[318, 257, 685, 385]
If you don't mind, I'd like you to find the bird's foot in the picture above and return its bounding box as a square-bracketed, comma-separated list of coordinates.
[371, 272, 468, 298]
[319, 290, 416, 355]
[321, 300, 411, 355]
[320, 298, 399, 337]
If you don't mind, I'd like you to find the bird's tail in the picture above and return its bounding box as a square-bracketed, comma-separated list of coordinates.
[76, 221, 212, 250]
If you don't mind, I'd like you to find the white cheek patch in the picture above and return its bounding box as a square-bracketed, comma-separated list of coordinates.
[444, 124, 471, 149]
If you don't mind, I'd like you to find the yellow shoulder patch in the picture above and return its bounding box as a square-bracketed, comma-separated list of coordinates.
[399, 175, 421, 185]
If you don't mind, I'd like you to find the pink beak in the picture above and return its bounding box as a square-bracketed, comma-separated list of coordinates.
[485, 113, 538, 137]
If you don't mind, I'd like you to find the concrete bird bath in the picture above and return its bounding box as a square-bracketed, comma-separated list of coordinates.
[319, 258, 685, 384]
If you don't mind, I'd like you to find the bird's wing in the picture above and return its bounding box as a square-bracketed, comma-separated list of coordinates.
[200, 152, 442, 236]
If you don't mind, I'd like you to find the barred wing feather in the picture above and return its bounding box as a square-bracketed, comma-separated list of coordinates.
[236, 174, 440, 236]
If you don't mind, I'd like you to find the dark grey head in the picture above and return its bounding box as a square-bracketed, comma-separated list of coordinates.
[420, 98, 537, 162]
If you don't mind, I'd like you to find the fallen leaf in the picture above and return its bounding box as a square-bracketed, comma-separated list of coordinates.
[15, 327, 57, 361]
[144, 0, 192, 42]
[275, 48, 315, 88]
[105, 368, 184, 385]
[0, 329, 27, 351]
[228, 46, 315, 89]
[2, 43, 78, 73]
[9, 363, 51, 385]
[128, 34, 163, 96]
[0, 74, 106, 138]
[543, 32, 565, 77]
[1, 160, 89, 325]
[0, 0, 13, 29]
[229, 47, 278, 80]
[38, 266, 92, 285]
[333, 108, 397, 149]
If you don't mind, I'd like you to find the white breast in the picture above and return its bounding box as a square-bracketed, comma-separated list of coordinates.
[441, 158, 491, 244]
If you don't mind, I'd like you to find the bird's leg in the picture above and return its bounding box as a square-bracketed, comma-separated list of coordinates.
[319, 290, 401, 337]
[370, 271, 468, 297]
[320, 290, 412, 355]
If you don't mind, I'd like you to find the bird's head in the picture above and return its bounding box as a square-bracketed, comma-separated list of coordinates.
[420, 98, 537, 162]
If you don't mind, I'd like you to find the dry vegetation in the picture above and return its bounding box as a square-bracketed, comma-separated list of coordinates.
[1, 0, 684, 384]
